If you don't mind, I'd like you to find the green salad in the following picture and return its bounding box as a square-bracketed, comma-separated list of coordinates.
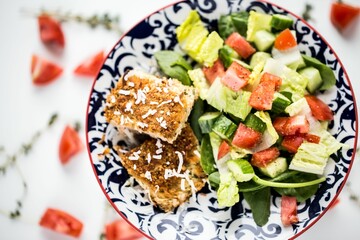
[154, 9, 344, 226]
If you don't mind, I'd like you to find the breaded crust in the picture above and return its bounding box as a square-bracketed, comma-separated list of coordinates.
[104, 70, 197, 143]
[117, 125, 206, 212]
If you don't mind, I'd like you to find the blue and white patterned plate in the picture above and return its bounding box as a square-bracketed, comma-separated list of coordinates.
[86, 0, 358, 239]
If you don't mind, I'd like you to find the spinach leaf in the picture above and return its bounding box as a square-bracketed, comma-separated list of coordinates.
[190, 99, 205, 142]
[243, 187, 271, 226]
[274, 172, 320, 202]
[218, 12, 249, 39]
[154, 50, 192, 85]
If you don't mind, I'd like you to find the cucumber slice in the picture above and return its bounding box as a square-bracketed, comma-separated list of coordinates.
[299, 67, 323, 94]
[270, 14, 294, 31]
[227, 159, 255, 182]
[259, 157, 288, 178]
[271, 92, 292, 114]
[212, 114, 237, 140]
[244, 113, 267, 133]
[246, 11, 272, 42]
[200, 134, 217, 174]
[253, 30, 275, 52]
[198, 112, 221, 134]
[219, 45, 239, 68]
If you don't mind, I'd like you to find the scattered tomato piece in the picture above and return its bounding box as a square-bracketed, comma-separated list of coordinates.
[39, 208, 83, 238]
[225, 32, 256, 59]
[31, 54, 63, 86]
[38, 15, 65, 52]
[281, 196, 299, 226]
[203, 58, 225, 84]
[281, 135, 304, 153]
[273, 115, 310, 136]
[232, 123, 262, 149]
[305, 95, 334, 121]
[221, 61, 251, 91]
[249, 79, 276, 110]
[330, 1, 360, 32]
[218, 140, 230, 160]
[59, 125, 83, 164]
[251, 147, 280, 168]
[105, 219, 144, 240]
[74, 50, 105, 77]
[274, 28, 297, 50]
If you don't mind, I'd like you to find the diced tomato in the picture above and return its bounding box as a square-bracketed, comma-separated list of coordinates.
[231, 123, 262, 149]
[281, 196, 299, 226]
[59, 125, 83, 164]
[38, 15, 65, 52]
[273, 115, 310, 136]
[105, 219, 143, 240]
[251, 147, 280, 168]
[218, 140, 230, 160]
[221, 61, 251, 91]
[260, 72, 282, 91]
[225, 32, 256, 59]
[31, 55, 63, 86]
[330, 2, 359, 32]
[281, 135, 304, 153]
[202, 58, 225, 84]
[249, 79, 276, 110]
[39, 208, 83, 238]
[304, 133, 321, 144]
[305, 95, 334, 121]
[74, 50, 105, 77]
[274, 28, 297, 51]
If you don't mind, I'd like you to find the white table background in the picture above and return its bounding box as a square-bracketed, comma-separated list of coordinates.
[0, 0, 359, 239]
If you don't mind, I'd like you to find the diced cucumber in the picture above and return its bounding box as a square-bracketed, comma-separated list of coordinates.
[227, 159, 255, 182]
[299, 67, 323, 94]
[271, 92, 292, 114]
[246, 11, 272, 42]
[208, 171, 220, 189]
[231, 11, 249, 37]
[200, 134, 217, 174]
[258, 157, 288, 178]
[244, 113, 267, 133]
[301, 54, 336, 91]
[198, 112, 221, 134]
[219, 45, 239, 68]
[250, 52, 271, 69]
[212, 114, 237, 140]
[253, 30, 275, 52]
[270, 14, 294, 31]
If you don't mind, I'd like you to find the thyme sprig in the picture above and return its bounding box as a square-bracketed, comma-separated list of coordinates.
[0, 113, 59, 219]
[302, 3, 314, 22]
[22, 8, 122, 35]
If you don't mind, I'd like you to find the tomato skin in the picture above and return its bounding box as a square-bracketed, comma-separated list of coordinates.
[273, 115, 310, 136]
[251, 147, 280, 168]
[39, 208, 83, 238]
[38, 15, 65, 52]
[218, 140, 230, 160]
[305, 95, 334, 121]
[74, 51, 105, 77]
[231, 123, 262, 149]
[31, 55, 63, 86]
[330, 2, 359, 32]
[281, 196, 299, 226]
[202, 58, 225, 84]
[274, 28, 297, 50]
[221, 61, 251, 91]
[225, 32, 256, 59]
[59, 125, 83, 164]
[105, 219, 143, 240]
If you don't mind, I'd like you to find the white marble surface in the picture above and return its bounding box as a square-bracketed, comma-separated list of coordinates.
[0, 0, 359, 239]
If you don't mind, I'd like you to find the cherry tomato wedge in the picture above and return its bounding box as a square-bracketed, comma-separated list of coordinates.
[105, 219, 144, 240]
[38, 15, 65, 52]
[31, 54, 63, 86]
[74, 50, 105, 77]
[39, 208, 83, 238]
[305, 95, 334, 121]
[203, 58, 225, 85]
[59, 125, 83, 164]
[281, 196, 299, 226]
[330, 2, 359, 32]
[274, 28, 297, 50]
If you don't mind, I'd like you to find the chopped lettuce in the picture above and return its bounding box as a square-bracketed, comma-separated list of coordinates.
[217, 172, 240, 207]
[252, 111, 279, 152]
[246, 11, 272, 42]
[188, 68, 210, 100]
[198, 31, 224, 67]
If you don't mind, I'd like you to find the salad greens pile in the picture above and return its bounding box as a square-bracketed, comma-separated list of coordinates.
[154, 9, 344, 226]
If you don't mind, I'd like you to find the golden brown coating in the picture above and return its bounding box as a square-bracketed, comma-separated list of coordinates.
[117, 125, 207, 212]
[104, 70, 197, 143]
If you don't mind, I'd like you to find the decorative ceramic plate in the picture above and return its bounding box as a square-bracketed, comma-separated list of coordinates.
[86, 0, 358, 239]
